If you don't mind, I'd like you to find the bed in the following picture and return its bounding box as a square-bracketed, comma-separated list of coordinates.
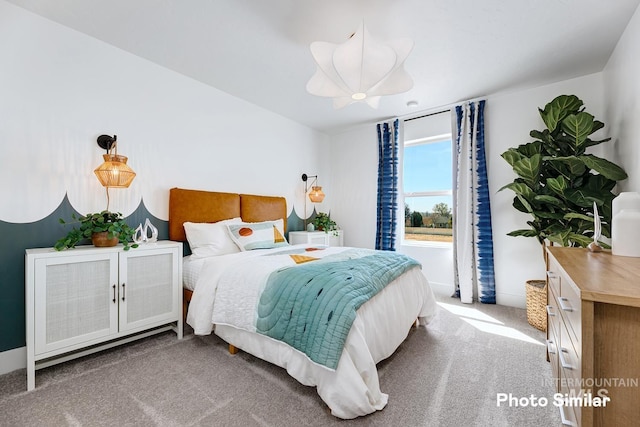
[168, 187, 437, 419]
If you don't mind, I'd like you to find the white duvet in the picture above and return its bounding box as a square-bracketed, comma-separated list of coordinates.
[186, 245, 437, 419]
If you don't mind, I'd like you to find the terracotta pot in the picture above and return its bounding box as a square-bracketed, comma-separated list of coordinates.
[91, 231, 119, 247]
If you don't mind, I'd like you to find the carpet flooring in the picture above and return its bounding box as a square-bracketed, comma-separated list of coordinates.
[0, 293, 561, 426]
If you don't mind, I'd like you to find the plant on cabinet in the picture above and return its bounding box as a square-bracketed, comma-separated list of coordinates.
[312, 212, 337, 233]
[55, 211, 138, 251]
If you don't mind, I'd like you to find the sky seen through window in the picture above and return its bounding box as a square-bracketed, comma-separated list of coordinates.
[403, 139, 452, 213]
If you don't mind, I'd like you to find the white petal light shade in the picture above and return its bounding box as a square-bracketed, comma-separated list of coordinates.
[306, 22, 414, 109]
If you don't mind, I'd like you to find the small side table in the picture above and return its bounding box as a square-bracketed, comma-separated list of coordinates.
[288, 230, 344, 247]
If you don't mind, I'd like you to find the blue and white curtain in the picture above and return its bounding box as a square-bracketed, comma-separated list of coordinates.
[376, 119, 399, 251]
[453, 100, 496, 303]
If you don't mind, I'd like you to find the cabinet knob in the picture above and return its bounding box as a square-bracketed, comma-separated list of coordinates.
[546, 305, 556, 317]
[546, 339, 556, 355]
[557, 296, 573, 312]
[559, 347, 574, 370]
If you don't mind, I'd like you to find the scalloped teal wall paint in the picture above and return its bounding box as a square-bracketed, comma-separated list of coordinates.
[0, 197, 309, 352]
[0, 195, 167, 353]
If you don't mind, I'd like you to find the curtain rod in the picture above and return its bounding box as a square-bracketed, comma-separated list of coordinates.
[404, 109, 449, 122]
[401, 96, 487, 123]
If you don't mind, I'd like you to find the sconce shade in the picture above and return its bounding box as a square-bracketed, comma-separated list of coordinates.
[309, 186, 325, 203]
[306, 22, 414, 109]
[94, 153, 136, 188]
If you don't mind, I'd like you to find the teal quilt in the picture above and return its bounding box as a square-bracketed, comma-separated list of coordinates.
[256, 249, 420, 370]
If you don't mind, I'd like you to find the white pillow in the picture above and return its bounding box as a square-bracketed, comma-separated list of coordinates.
[226, 219, 289, 251]
[183, 217, 242, 258]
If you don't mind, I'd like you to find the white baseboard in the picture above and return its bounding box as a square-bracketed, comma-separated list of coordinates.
[496, 293, 526, 309]
[428, 280, 526, 309]
[428, 281, 454, 298]
[0, 346, 26, 375]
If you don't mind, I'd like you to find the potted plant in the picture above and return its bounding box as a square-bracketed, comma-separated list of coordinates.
[499, 94, 627, 330]
[312, 212, 338, 234]
[55, 211, 139, 251]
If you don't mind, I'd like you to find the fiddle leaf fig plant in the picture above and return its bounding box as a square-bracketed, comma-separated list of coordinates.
[500, 95, 627, 248]
[55, 211, 138, 251]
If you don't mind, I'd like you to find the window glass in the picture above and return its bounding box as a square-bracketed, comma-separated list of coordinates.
[403, 113, 453, 244]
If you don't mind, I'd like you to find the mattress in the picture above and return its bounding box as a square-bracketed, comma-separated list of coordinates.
[185, 244, 437, 418]
[182, 255, 204, 291]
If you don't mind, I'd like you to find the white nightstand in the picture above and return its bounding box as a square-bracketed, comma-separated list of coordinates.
[288, 230, 344, 247]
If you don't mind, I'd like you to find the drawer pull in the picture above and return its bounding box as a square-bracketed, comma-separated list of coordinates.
[559, 347, 573, 370]
[559, 405, 577, 426]
[557, 296, 574, 312]
[546, 305, 556, 317]
[546, 339, 557, 355]
[546, 270, 558, 280]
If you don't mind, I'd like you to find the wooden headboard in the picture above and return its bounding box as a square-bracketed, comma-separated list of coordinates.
[168, 187, 287, 243]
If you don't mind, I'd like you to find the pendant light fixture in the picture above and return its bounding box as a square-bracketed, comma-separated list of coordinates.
[302, 173, 325, 229]
[94, 134, 136, 210]
[94, 135, 136, 188]
[306, 22, 414, 109]
[302, 173, 325, 203]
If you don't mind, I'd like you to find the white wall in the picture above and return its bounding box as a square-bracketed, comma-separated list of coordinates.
[329, 73, 606, 307]
[487, 73, 605, 307]
[0, 0, 330, 224]
[1, 0, 631, 371]
[0, 0, 329, 372]
[329, 125, 379, 249]
[603, 3, 640, 192]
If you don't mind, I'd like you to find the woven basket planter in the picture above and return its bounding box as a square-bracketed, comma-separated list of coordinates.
[525, 280, 547, 332]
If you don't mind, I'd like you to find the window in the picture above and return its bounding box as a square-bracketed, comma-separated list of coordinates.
[402, 112, 453, 244]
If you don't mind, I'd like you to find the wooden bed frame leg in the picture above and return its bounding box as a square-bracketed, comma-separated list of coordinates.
[228, 344, 239, 354]
[414, 318, 419, 328]
[183, 289, 193, 324]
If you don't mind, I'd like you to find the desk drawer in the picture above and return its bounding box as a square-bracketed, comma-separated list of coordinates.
[547, 259, 561, 298]
[558, 373, 580, 427]
[547, 328, 560, 383]
[557, 280, 582, 348]
[547, 285, 561, 341]
[559, 321, 582, 424]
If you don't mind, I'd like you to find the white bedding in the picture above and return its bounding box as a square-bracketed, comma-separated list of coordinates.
[182, 255, 204, 291]
[185, 244, 437, 419]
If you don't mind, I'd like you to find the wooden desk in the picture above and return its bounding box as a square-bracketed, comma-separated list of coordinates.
[546, 247, 640, 426]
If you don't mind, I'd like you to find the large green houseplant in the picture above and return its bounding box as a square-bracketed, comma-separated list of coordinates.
[500, 95, 627, 331]
[500, 95, 627, 250]
[55, 211, 138, 251]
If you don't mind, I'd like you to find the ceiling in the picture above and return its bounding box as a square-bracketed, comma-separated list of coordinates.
[7, 0, 640, 134]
